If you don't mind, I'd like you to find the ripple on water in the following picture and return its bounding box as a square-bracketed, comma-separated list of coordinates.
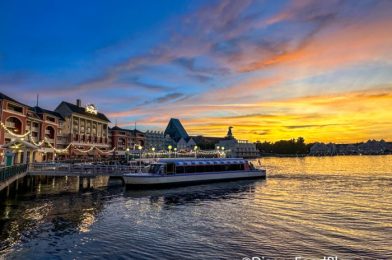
[1, 156, 392, 259]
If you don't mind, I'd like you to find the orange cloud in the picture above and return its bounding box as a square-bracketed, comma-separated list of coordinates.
[129, 88, 392, 143]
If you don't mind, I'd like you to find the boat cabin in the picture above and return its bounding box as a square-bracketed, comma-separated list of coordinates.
[148, 158, 256, 175]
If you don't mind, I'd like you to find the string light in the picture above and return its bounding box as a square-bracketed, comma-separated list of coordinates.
[30, 136, 45, 146]
[2, 122, 224, 157]
[45, 139, 73, 153]
[0, 122, 31, 138]
[74, 146, 116, 154]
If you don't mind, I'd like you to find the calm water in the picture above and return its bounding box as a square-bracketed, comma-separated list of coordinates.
[1, 155, 392, 259]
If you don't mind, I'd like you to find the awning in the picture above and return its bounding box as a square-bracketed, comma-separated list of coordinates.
[1, 139, 39, 150]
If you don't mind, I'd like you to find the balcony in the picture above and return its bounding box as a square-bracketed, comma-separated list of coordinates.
[56, 138, 67, 145]
[5, 122, 15, 128]
[46, 138, 55, 143]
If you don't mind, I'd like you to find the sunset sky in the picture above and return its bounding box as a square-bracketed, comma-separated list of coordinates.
[1, 0, 391, 143]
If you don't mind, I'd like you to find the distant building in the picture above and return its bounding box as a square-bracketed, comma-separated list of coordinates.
[357, 139, 386, 155]
[191, 136, 224, 150]
[164, 118, 196, 150]
[177, 137, 196, 150]
[216, 127, 259, 158]
[164, 118, 189, 143]
[309, 142, 337, 155]
[144, 130, 166, 150]
[109, 126, 145, 153]
[310, 140, 392, 156]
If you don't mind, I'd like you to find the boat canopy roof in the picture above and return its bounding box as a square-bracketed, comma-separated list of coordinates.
[157, 158, 247, 166]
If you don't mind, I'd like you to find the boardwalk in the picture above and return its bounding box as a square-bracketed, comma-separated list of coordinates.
[0, 164, 28, 192]
[28, 162, 140, 177]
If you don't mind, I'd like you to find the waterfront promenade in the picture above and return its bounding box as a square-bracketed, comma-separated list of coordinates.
[28, 162, 138, 177]
[0, 162, 141, 192]
[0, 164, 28, 192]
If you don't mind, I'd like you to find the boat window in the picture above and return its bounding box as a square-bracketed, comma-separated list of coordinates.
[196, 165, 204, 173]
[204, 164, 214, 172]
[250, 162, 255, 170]
[176, 166, 185, 174]
[184, 166, 195, 174]
[218, 165, 223, 171]
[149, 164, 163, 174]
[223, 164, 244, 171]
[166, 163, 175, 174]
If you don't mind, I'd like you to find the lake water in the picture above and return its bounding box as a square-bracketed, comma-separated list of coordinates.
[1, 155, 392, 259]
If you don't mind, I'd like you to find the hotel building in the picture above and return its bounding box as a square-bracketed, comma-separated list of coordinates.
[54, 99, 111, 157]
[144, 130, 167, 151]
[110, 126, 145, 155]
[0, 93, 64, 164]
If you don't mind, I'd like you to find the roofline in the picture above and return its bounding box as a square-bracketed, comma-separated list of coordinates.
[58, 101, 111, 122]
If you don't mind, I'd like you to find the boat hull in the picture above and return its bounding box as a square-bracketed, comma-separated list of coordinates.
[123, 170, 266, 188]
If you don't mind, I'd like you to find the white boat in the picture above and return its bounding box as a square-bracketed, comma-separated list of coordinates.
[122, 158, 266, 188]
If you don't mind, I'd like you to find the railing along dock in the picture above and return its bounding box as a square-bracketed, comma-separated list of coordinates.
[0, 164, 28, 192]
[28, 163, 141, 176]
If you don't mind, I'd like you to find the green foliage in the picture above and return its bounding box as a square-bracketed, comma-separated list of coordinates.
[256, 137, 311, 155]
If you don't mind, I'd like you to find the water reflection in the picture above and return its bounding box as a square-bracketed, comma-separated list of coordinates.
[125, 179, 261, 208]
[0, 175, 122, 255]
[0, 156, 392, 259]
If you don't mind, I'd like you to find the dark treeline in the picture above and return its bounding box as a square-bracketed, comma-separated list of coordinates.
[255, 137, 313, 155]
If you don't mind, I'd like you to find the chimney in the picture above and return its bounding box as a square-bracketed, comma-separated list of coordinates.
[76, 99, 81, 107]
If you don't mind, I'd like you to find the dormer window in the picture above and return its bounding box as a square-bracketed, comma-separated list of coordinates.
[46, 116, 55, 122]
[7, 103, 23, 113]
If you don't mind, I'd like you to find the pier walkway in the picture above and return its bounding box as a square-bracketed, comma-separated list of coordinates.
[28, 162, 140, 177]
[0, 164, 28, 192]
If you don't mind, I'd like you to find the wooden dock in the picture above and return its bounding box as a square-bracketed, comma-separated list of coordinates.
[0, 164, 28, 192]
[28, 163, 140, 177]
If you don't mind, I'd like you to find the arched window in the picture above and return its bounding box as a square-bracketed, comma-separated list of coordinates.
[45, 126, 55, 139]
[6, 117, 22, 134]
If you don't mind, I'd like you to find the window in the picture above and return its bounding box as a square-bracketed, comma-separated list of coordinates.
[184, 166, 195, 174]
[176, 166, 185, 174]
[166, 163, 175, 174]
[7, 103, 23, 113]
[205, 165, 214, 172]
[46, 116, 55, 122]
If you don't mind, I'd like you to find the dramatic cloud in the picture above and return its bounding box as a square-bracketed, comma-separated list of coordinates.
[1, 0, 392, 142]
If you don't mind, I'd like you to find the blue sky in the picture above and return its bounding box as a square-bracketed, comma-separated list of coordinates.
[1, 0, 392, 142]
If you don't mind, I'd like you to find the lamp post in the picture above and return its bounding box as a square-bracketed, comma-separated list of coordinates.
[126, 147, 130, 162]
[221, 146, 225, 158]
[168, 145, 172, 158]
[152, 147, 155, 159]
[138, 145, 142, 172]
[174, 147, 177, 158]
[194, 145, 198, 158]
[216, 146, 220, 158]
